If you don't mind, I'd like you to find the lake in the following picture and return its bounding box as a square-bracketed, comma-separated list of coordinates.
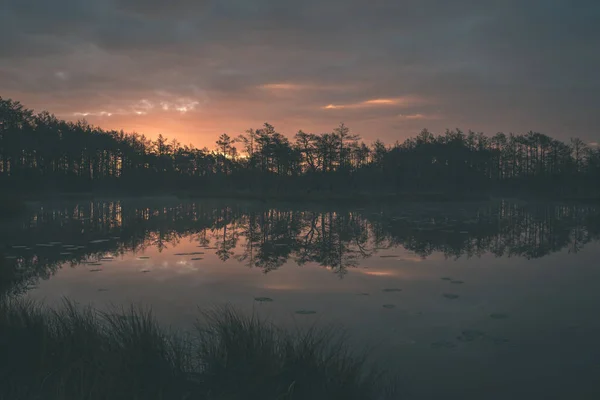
[2, 198, 600, 400]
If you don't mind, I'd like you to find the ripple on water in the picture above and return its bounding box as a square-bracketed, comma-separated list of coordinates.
[443, 293, 460, 299]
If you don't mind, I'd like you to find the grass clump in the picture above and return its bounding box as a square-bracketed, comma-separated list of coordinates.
[0, 298, 396, 400]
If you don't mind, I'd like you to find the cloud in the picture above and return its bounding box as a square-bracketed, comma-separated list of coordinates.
[0, 0, 598, 146]
[322, 97, 425, 110]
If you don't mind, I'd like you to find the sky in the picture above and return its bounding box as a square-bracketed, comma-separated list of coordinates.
[1, 0, 599, 148]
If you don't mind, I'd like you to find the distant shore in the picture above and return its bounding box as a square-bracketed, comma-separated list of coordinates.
[2, 189, 600, 218]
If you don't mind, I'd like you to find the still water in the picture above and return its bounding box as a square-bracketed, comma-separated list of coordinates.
[2, 199, 600, 399]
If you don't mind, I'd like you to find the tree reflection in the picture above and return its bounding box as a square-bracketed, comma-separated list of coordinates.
[1, 200, 599, 294]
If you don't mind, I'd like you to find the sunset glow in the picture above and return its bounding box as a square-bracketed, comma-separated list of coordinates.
[1, 1, 597, 148]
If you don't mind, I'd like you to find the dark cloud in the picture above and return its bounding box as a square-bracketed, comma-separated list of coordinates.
[0, 0, 598, 144]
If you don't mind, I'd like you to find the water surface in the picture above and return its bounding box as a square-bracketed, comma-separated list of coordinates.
[2, 199, 600, 399]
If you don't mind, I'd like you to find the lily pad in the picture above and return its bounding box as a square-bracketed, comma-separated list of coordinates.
[295, 310, 317, 315]
[382, 288, 402, 292]
[254, 297, 273, 302]
[443, 293, 460, 299]
[457, 329, 485, 342]
[382, 304, 396, 309]
[450, 280, 464, 284]
[490, 313, 508, 319]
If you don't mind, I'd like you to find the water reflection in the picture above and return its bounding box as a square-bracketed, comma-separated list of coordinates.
[1, 199, 599, 295]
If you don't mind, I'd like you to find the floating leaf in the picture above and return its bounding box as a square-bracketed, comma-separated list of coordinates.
[490, 313, 508, 320]
[457, 329, 485, 342]
[382, 288, 402, 292]
[443, 293, 459, 299]
[295, 310, 317, 315]
[191, 257, 203, 261]
[89, 269, 102, 272]
[254, 297, 273, 302]
[138, 256, 150, 259]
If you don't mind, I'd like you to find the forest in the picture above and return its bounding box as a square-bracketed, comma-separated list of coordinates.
[1, 96, 599, 198]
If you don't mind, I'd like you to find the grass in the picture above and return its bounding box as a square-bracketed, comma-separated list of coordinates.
[0, 298, 396, 400]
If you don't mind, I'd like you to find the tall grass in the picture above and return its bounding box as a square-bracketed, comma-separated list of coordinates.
[0, 298, 396, 400]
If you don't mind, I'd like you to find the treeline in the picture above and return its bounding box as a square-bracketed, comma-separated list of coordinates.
[1, 97, 599, 196]
[2, 200, 599, 294]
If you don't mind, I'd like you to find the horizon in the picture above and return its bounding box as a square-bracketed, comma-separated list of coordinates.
[1, 1, 599, 148]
